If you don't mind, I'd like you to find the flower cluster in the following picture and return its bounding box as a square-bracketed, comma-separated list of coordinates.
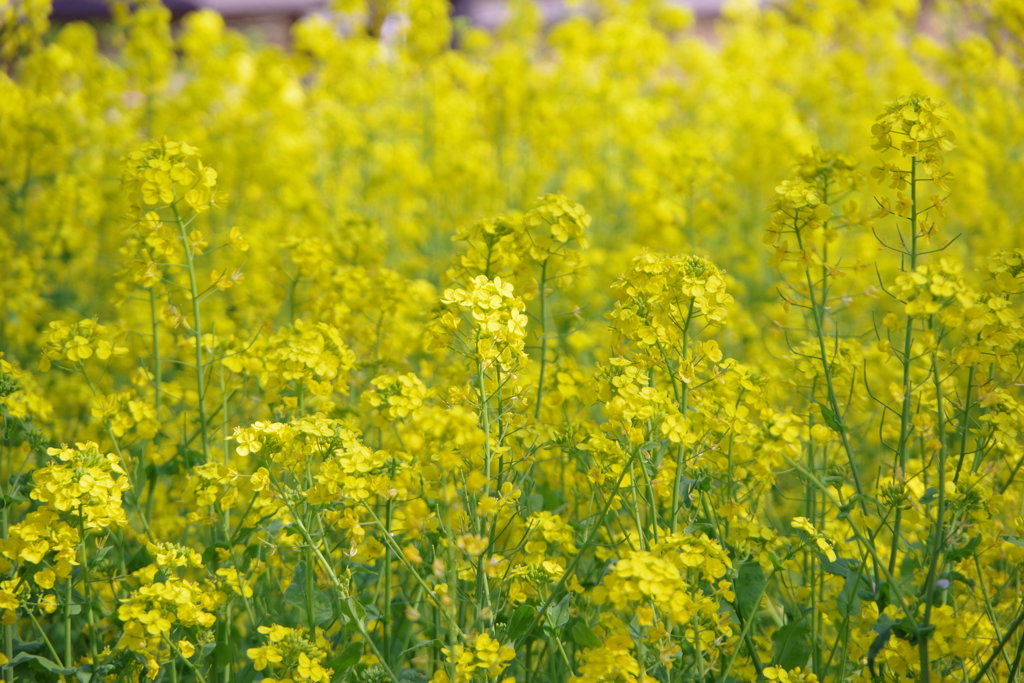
[31, 441, 130, 529]
[117, 573, 221, 675]
[609, 252, 731, 352]
[246, 624, 333, 683]
[434, 632, 516, 683]
[435, 276, 529, 373]
[38, 319, 128, 372]
[121, 137, 220, 214]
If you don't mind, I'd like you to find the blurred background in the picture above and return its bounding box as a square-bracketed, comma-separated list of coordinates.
[50, 0, 735, 43]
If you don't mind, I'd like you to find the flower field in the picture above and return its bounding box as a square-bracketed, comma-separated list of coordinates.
[2, 0, 1024, 681]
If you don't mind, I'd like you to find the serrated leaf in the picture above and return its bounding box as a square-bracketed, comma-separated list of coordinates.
[571, 621, 602, 648]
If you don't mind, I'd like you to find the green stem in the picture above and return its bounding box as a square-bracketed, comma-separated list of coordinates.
[362, 505, 460, 630]
[968, 607, 1024, 683]
[785, 457, 917, 621]
[78, 513, 99, 670]
[554, 635, 573, 676]
[953, 364, 975, 485]
[166, 637, 209, 683]
[1, 476, 12, 681]
[717, 569, 775, 683]
[172, 201, 210, 462]
[792, 211, 866, 509]
[691, 613, 706, 680]
[890, 157, 920, 576]
[918, 354, 949, 683]
[270, 476, 400, 683]
[146, 288, 163, 527]
[383, 496, 394, 666]
[27, 610, 61, 664]
[64, 577, 73, 669]
[513, 447, 641, 649]
[660, 305, 693, 535]
[535, 258, 549, 419]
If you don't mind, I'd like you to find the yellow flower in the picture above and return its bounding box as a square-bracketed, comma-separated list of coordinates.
[247, 645, 283, 671]
[33, 568, 56, 589]
[178, 640, 196, 658]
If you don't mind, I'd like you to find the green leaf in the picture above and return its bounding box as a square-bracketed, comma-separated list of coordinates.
[201, 542, 230, 566]
[943, 570, 975, 588]
[8, 652, 76, 675]
[234, 663, 258, 683]
[734, 562, 767, 619]
[820, 405, 845, 433]
[819, 555, 859, 578]
[341, 596, 367, 624]
[947, 535, 981, 562]
[867, 629, 891, 677]
[13, 641, 44, 656]
[400, 640, 444, 657]
[837, 572, 862, 618]
[683, 522, 715, 537]
[215, 617, 232, 667]
[545, 593, 572, 632]
[571, 621, 602, 648]
[284, 562, 335, 625]
[525, 494, 545, 515]
[284, 561, 308, 604]
[872, 613, 895, 635]
[771, 617, 812, 670]
[328, 641, 364, 677]
[507, 604, 537, 641]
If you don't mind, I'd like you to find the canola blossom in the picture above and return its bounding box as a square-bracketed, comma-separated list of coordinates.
[1, 1, 1024, 682]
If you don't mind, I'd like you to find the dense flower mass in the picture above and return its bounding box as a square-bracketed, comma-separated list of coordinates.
[1, 1, 1024, 682]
